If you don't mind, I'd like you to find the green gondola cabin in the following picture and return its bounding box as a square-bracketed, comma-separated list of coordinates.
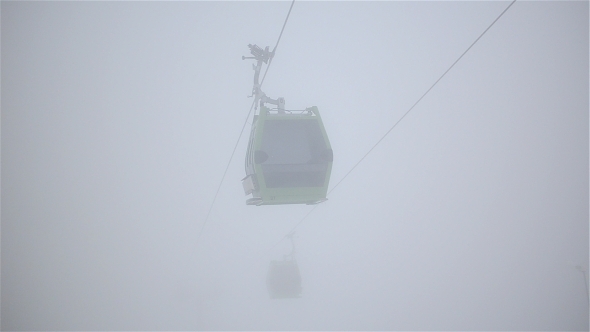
[242, 106, 333, 205]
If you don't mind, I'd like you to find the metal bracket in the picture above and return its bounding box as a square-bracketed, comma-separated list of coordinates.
[243, 44, 285, 112]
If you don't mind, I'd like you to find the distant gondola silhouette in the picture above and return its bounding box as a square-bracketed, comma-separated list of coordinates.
[266, 233, 302, 299]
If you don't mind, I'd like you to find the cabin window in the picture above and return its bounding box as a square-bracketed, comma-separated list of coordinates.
[259, 119, 330, 188]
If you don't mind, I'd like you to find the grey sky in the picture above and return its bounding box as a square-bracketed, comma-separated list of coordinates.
[2, 1, 588, 330]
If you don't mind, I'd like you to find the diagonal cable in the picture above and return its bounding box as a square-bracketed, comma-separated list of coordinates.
[196, 98, 256, 243]
[260, 0, 296, 87]
[273, 0, 517, 245]
[327, 0, 516, 196]
[196, 0, 296, 243]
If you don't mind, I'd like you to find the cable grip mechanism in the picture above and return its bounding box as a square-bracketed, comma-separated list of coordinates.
[242, 44, 285, 113]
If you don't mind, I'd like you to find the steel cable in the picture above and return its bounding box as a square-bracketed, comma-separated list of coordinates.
[196, 0, 296, 243]
[272, 0, 517, 247]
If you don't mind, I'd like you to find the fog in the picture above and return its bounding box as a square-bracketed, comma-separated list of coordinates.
[2, 1, 588, 330]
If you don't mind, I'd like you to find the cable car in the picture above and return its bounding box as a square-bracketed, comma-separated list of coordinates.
[266, 258, 302, 299]
[266, 232, 302, 299]
[241, 44, 333, 206]
[242, 105, 332, 205]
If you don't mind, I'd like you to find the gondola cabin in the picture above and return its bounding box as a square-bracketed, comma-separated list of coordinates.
[242, 106, 333, 205]
[266, 259, 302, 299]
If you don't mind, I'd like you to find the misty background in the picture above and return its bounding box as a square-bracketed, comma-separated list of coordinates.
[2, 1, 588, 330]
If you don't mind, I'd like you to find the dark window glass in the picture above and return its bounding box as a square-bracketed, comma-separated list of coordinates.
[259, 119, 330, 188]
[260, 120, 326, 165]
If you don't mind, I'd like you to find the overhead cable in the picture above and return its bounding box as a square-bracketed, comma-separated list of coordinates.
[196, 0, 296, 243]
[274, 0, 517, 243]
